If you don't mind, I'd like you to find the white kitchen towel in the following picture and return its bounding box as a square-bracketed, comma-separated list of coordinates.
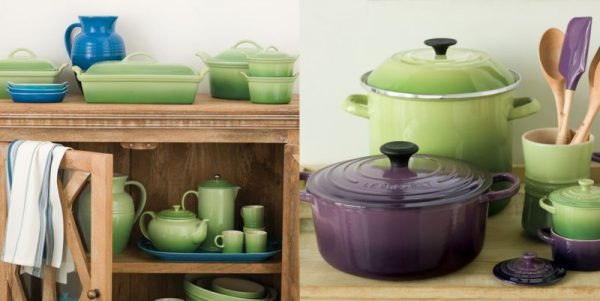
[3, 140, 70, 280]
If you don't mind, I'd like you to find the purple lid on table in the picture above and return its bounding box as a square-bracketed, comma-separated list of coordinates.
[493, 251, 566, 286]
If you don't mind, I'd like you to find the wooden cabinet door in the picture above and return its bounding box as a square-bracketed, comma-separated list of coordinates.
[0, 144, 113, 301]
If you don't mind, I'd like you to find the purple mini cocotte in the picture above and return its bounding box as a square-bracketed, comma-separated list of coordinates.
[301, 141, 520, 279]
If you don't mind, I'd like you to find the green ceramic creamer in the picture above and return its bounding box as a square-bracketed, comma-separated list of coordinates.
[540, 179, 600, 240]
[77, 174, 146, 254]
[139, 205, 209, 252]
[181, 174, 240, 251]
[343, 38, 540, 215]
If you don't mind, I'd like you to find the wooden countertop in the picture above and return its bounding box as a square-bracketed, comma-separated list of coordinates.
[299, 189, 600, 300]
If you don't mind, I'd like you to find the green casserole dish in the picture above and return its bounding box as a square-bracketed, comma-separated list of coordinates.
[73, 52, 207, 104]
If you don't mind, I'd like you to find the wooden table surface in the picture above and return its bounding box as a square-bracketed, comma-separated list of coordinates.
[299, 189, 600, 301]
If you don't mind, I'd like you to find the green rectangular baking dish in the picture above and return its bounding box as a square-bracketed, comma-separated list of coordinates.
[73, 52, 207, 104]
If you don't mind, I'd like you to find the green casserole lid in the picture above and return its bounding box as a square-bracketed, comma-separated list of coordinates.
[198, 40, 263, 67]
[0, 48, 58, 71]
[158, 205, 196, 220]
[549, 179, 600, 208]
[199, 174, 237, 188]
[247, 46, 298, 62]
[84, 52, 196, 75]
[364, 38, 519, 98]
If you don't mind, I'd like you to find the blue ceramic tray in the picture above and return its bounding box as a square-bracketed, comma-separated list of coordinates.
[137, 238, 282, 262]
[8, 90, 67, 103]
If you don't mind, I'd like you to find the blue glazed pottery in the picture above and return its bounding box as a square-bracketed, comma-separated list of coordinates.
[64, 16, 125, 70]
[8, 89, 67, 103]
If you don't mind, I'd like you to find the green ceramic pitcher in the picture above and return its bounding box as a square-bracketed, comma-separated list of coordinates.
[77, 174, 146, 254]
[181, 174, 240, 251]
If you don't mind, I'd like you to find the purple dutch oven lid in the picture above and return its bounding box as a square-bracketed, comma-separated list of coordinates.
[306, 141, 493, 208]
[493, 252, 566, 286]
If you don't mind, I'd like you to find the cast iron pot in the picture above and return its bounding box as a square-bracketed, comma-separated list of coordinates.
[301, 141, 520, 279]
[343, 38, 539, 216]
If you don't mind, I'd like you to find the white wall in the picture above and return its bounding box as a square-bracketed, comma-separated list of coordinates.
[0, 0, 299, 93]
[300, 0, 600, 165]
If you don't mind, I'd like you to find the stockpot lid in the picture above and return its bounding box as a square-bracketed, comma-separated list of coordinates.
[548, 179, 600, 208]
[305, 141, 493, 208]
[364, 38, 520, 99]
[158, 205, 196, 220]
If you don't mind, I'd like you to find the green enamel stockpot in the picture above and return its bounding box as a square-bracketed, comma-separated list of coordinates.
[196, 40, 263, 100]
[540, 179, 600, 240]
[342, 38, 540, 215]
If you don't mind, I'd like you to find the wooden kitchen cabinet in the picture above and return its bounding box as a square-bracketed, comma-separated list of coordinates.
[0, 94, 300, 300]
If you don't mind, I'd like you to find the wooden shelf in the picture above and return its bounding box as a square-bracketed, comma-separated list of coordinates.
[299, 188, 600, 301]
[112, 247, 281, 274]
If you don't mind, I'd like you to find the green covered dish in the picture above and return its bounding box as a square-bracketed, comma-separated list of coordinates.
[247, 46, 298, 77]
[0, 48, 67, 98]
[539, 179, 600, 240]
[73, 52, 207, 104]
[242, 72, 297, 104]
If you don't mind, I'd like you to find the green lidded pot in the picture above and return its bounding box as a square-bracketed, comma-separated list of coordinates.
[522, 178, 572, 238]
[77, 174, 146, 254]
[196, 40, 263, 100]
[139, 205, 209, 253]
[539, 179, 600, 240]
[343, 38, 540, 216]
[247, 46, 298, 77]
[181, 174, 240, 251]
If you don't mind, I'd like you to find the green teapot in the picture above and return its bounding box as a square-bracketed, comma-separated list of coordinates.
[139, 205, 209, 252]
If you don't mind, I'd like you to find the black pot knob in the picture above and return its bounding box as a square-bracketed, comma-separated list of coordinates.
[424, 38, 457, 56]
[380, 141, 419, 168]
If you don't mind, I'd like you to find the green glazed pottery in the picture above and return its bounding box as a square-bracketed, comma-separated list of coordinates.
[247, 46, 298, 77]
[196, 40, 263, 100]
[139, 205, 209, 252]
[184, 276, 277, 301]
[214, 230, 244, 253]
[522, 128, 593, 183]
[539, 179, 600, 240]
[73, 52, 207, 104]
[522, 178, 571, 239]
[211, 277, 266, 299]
[0, 48, 67, 98]
[77, 174, 146, 254]
[244, 230, 267, 253]
[241, 205, 264, 228]
[243, 226, 265, 233]
[242, 72, 297, 104]
[181, 174, 240, 251]
[342, 38, 540, 215]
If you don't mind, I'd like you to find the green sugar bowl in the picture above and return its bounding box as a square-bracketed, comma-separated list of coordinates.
[139, 205, 209, 252]
[539, 179, 600, 240]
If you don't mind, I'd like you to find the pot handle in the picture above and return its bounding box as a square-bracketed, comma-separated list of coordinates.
[64, 22, 82, 57]
[8, 48, 37, 59]
[537, 228, 554, 245]
[299, 171, 316, 205]
[538, 197, 556, 215]
[139, 211, 156, 240]
[125, 180, 147, 223]
[181, 190, 199, 211]
[232, 40, 263, 50]
[342, 94, 369, 119]
[481, 173, 520, 203]
[122, 52, 158, 64]
[507, 97, 541, 121]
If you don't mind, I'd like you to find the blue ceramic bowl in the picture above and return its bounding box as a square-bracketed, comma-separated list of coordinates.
[8, 82, 68, 89]
[8, 86, 69, 94]
[8, 90, 67, 103]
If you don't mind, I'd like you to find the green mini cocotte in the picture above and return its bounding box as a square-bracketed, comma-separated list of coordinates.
[539, 179, 600, 240]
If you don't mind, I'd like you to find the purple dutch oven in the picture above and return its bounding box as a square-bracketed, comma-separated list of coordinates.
[301, 141, 520, 279]
[537, 228, 600, 271]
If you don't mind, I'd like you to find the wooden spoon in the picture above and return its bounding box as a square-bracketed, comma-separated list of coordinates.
[539, 28, 565, 128]
[571, 47, 600, 144]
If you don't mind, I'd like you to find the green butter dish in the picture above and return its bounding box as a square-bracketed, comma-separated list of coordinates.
[73, 52, 207, 104]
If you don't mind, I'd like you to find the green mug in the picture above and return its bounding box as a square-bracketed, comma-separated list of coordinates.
[245, 230, 267, 253]
[214, 230, 244, 253]
[522, 128, 593, 183]
[241, 205, 264, 228]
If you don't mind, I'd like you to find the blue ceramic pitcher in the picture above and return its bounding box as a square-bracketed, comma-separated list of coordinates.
[64, 16, 125, 70]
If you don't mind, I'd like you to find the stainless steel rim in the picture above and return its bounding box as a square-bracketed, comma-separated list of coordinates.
[360, 70, 522, 99]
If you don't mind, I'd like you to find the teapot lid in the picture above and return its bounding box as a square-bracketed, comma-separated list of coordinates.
[549, 179, 600, 208]
[158, 205, 196, 220]
[200, 174, 238, 189]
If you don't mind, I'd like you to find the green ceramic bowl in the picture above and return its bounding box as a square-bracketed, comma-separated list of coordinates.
[242, 72, 297, 104]
[211, 277, 265, 299]
[184, 277, 276, 301]
[539, 179, 600, 240]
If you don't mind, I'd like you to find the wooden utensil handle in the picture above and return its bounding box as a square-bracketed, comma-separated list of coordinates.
[556, 90, 575, 144]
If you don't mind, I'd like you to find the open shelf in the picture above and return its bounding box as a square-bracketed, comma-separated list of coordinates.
[112, 247, 282, 274]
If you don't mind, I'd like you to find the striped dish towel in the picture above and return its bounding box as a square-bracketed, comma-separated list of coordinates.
[3, 140, 70, 280]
